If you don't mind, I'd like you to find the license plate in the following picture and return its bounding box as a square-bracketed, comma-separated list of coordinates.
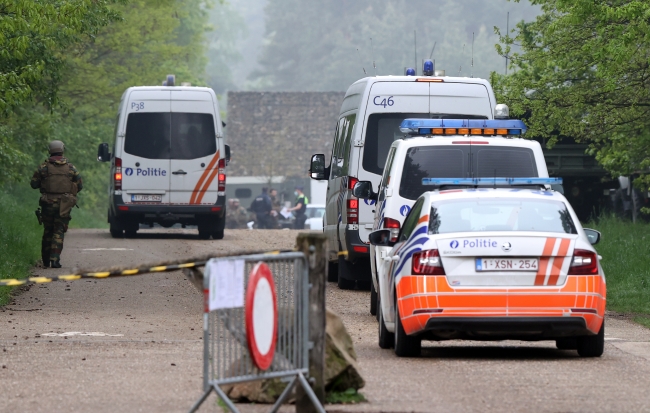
[476, 258, 539, 271]
[131, 194, 162, 202]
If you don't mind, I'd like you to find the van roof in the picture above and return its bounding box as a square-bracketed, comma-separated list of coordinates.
[122, 86, 216, 95]
[346, 75, 492, 94]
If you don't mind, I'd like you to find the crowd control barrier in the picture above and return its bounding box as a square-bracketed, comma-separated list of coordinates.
[188, 251, 325, 413]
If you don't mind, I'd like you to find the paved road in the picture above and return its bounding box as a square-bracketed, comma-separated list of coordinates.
[2, 228, 650, 412]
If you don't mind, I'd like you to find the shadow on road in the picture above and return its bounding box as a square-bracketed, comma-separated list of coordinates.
[420, 344, 578, 360]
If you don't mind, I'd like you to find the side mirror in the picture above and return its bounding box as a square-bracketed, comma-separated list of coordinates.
[225, 144, 231, 165]
[352, 181, 377, 200]
[583, 228, 601, 245]
[309, 154, 327, 180]
[368, 229, 396, 247]
[97, 143, 111, 162]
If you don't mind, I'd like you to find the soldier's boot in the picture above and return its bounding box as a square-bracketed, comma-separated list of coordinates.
[42, 257, 50, 268]
[50, 261, 62, 269]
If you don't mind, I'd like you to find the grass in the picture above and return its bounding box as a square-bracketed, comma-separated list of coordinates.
[325, 388, 366, 404]
[0, 188, 42, 305]
[587, 215, 650, 315]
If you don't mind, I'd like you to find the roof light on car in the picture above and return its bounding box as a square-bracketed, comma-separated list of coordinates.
[415, 78, 444, 82]
[399, 119, 527, 136]
[494, 104, 510, 119]
[423, 59, 434, 76]
[421, 177, 563, 186]
[405, 67, 416, 76]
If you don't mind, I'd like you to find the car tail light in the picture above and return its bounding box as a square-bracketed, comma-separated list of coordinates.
[347, 176, 358, 190]
[114, 157, 122, 190]
[347, 199, 358, 224]
[217, 158, 226, 191]
[568, 249, 598, 275]
[383, 217, 401, 242]
[412, 249, 445, 275]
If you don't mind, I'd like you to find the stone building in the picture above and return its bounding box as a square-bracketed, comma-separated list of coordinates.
[225, 91, 345, 178]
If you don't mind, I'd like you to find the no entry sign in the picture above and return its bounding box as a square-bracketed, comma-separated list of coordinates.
[245, 262, 278, 370]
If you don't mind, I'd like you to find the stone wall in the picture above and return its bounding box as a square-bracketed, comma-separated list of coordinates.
[226, 91, 345, 177]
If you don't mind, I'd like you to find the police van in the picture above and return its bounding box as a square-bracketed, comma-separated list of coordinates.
[351, 117, 551, 315]
[309, 62, 500, 289]
[97, 76, 229, 239]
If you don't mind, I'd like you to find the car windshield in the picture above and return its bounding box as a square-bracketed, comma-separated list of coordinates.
[428, 198, 577, 234]
[307, 207, 325, 218]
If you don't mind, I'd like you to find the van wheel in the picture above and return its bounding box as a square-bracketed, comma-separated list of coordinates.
[124, 229, 137, 238]
[110, 228, 123, 238]
[198, 229, 211, 240]
[337, 256, 356, 289]
[370, 282, 378, 316]
[378, 299, 394, 349]
[577, 321, 605, 357]
[211, 229, 224, 240]
[327, 261, 338, 282]
[394, 303, 421, 357]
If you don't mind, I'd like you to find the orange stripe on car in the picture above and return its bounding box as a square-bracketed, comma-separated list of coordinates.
[534, 238, 556, 285]
[195, 165, 220, 204]
[417, 214, 429, 225]
[190, 151, 220, 204]
[547, 238, 571, 285]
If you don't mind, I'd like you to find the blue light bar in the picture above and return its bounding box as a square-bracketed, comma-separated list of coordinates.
[399, 118, 527, 135]
[422, 177, 563, 186]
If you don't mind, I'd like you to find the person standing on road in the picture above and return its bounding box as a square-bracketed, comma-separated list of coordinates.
[289, 186, 308, 229]
[226, 198, 249, 229]
[268, 188, 281, 229]
[250, 187, 273, 229]
[30, 140, 82, 268]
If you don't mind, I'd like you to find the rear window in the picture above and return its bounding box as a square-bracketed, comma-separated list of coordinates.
[474, 147, 537, 177]
[428, 198, 577, 234]
[124, 112, 216, 160]
[399, 146, 468, 200]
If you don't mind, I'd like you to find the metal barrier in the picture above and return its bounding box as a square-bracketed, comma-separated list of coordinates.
[189, 252, 325, 413]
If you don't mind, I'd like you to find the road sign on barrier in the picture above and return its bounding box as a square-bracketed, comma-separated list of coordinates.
[188, 252, 325, 413]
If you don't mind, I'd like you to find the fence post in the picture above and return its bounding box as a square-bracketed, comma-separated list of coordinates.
[295, 233, 327, 413]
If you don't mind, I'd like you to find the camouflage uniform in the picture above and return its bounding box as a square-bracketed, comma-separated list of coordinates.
[269, 193, 282, 229]
[226, 203, 249, 229]
[31, 156, 83, 266]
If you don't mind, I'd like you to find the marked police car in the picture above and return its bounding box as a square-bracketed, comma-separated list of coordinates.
[97, 76, 230, 239]
[368, 177, 605, 358]
[352, 117, 550, 316]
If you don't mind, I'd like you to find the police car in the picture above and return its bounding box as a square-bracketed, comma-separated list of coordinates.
[352, 117, 550, 316]
[368, 178, 605, 358]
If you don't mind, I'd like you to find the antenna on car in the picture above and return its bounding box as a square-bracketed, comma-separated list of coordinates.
[429, 41, 436, 60]
[370, 38, 377, 76]
[356, 48, 367, 75]
[471, 32, 475, 78]
[414, 30, 417, 75]
[458, 44, 465, 76]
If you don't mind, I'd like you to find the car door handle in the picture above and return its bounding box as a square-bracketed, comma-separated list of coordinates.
[172, 170, 187, 175]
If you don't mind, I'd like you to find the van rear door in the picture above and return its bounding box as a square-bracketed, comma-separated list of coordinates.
[429, 82, 493, 118]
[169, 91, 220, 205]
[121, 91, 171, 205]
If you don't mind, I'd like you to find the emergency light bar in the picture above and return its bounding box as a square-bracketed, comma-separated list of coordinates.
[422, 177, 563, 186]
[400, 119, 527, 136]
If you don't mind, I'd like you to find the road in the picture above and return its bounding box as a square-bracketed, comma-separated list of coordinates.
[2, 228, 650, 412]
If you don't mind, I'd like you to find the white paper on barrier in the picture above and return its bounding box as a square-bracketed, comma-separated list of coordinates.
[208, 259, 245, 311]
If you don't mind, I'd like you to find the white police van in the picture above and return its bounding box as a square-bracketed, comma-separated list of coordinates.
[352, 117, 551, 315]
[310, 61, 499, 289]
[97, 76, 229, 239]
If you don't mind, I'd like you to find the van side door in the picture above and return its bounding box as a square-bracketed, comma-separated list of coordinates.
[169, 91, 221, 205]
[120, 91, 171, 205]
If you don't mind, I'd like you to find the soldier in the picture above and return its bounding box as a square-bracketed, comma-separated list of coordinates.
[31, 141, 82, 268]
[226, 198, 249, 229]
[268, 188, 282, 229]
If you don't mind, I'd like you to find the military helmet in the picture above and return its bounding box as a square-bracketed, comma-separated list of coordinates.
[48, 140, 65, 154]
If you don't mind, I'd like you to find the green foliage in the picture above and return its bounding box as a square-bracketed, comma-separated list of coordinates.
[0, 186, 42, 305]
[494, 0, 650, 186]
[588, 215, 650, 314]
[251, 0, 539, 91]
[325, 388, 366, 404]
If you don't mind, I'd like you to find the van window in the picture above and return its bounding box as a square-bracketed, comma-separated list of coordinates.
[399, 146, 468, 200]
[170, 113, 216, 159]
[474, 147, 537, 177]
[331, 114, 356, 178]
[124, 112, 216, 160]
[124, 113, 171, 159]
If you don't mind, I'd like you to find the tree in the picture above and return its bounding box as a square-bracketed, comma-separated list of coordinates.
[494, 0, 650, 186]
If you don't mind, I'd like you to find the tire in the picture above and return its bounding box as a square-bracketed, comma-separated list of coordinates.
[327, 261, 338, 283]
[394, 302, 421, 357]
[211, 229, 224, 240]
[110, 227, 123, 238]
[124, 229, 137, 238]
[211, 214, 226, 239]
[370, 281, 378, 316]
[556, 338, 578, 350]
[577, 320, 605, 357]
[378, 299, 394, 349]
[337, 256, 356, 290]
[198, 229, 211, 240]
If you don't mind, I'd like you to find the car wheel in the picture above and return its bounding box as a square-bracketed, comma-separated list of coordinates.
[198, 229, 211, 240]
[110, 228, 123, 238]
[556, 338, 578, 350]
[327, 261, 338, 283]
[337, 256, 356, 290]
[211, 229, 225, 240]
[370, 282, 377, 316]
[378, 299, 394, 349]
[124, 229, 137, 238]
[577, 320, 605, 357]
[394, 301, 421, 357]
